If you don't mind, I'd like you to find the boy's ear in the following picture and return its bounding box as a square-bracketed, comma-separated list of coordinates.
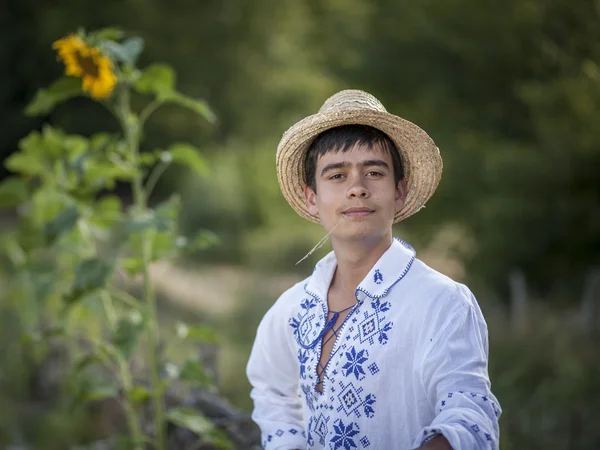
[304, 184, 319, 216]
[395, 178, 408, 209]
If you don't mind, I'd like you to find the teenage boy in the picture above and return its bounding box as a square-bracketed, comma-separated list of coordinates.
[247, 90, 501, 450]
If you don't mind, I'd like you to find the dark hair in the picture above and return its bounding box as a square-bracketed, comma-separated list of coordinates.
[304, 125, 404, 192]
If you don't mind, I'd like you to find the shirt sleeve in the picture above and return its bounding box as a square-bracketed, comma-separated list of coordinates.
[247, 301, 306, 450]
[413, 288, 502, 450]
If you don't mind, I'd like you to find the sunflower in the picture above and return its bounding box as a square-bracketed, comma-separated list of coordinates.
[53, 34, 117, 100]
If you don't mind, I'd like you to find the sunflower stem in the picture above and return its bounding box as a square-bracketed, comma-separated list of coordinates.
[139, 99, 162, 126]
[144, 160, 171, 201]
[118, 85, 166, 450]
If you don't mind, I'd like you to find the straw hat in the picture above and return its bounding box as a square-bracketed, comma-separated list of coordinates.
[276, 89, 443, 224]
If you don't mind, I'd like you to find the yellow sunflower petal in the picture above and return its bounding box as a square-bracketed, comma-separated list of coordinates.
[52, 33, 116, 96]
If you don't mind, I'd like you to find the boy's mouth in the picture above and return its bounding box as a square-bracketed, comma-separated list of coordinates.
[342, 207, 375, 217]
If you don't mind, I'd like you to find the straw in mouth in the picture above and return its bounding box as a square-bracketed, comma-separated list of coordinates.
[295, 215, 348, 265]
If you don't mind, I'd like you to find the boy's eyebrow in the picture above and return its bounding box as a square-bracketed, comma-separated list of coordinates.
[361, 159, 390, 169]
[320, 159, 390, 176]
[320, 161, 350, 176]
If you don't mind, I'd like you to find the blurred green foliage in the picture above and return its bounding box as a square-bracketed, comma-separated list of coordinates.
[4, 0, 598, 301]
[488, 309, 600, 450]
[0, 27, 230, 449]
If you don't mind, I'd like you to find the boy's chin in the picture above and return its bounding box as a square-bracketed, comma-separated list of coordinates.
[331, 224, 388, 242]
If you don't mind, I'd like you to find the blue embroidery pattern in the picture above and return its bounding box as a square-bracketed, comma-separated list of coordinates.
[436, 391, 499, 446]
[367, 362, 379, 375]
[373, 269, 383, 284]
[298, 349, 310, 379]
[302, 383, 316, 412]
[420, 428, 440, 446]
[314, 413, 331, 446]
[264, 428, 306, 448]
[285, 245, 412, 450]
[336, 381, 377, 418]
[302, 298, 318, 310]
[330, 419, 360, 450]
[353, 300, 393, 345]
[342, 347, 369, 380]
[307, 416, 315, 447]
[440, 391, 501, 418]
[290, 296, 324, 349]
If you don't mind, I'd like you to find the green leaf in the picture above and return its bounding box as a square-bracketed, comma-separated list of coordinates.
[155, 194, 181, 229]
[128, 384, 151, 404]
[45, 205, 80, 244]
[176, 322, 218, 344]
[152, 232, 177, 259]
[91, 195, 122, 228]
[133, 64, 215, 123]
[84, 383, 119, 402]
[124, 211, 155, 234]
[20, 330, 42, 344]
[161, 91, 217, 123]
[121, 257, 144, 276]
[168, 143, 208, 177]
[134, 64, 175, 95]
[18, 130, 43, 154]
[166, 407, 215, 436]
[122, 37, 144, 64]
[83, 160, 138, 190]
[31, 187, 68, 226]
[92, 27, 125, 42]
[41, 125, 68, 158]
[125, 195, 180, 234]
[179, 359, 213, 387]
[71, 258, 113, 300]
[5, 152, 46, 177]
[52, 128, 88, 158]
[0, 177, 28, 208]
[124, 195, 182, 262]
[102, 163, 138, 182]
[32, 271, 57, 303]
[72, 353, 106, 378]
[190, 230, 220, 251]
[102, 37, 144, 65]
[112, 310, 145, 358]
[115, 436, 143, 450]
[25, 77, 82, 116]
[139, 151, 160, 167]
[89, 132, 114, 151]
[43, 326, 65, 338]
[69, 376, 119, 412]
[15, 220, 45, 252]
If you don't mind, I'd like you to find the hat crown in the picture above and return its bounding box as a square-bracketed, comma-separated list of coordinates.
[318, 89, 388, 114]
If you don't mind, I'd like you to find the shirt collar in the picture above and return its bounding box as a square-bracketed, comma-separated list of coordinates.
[304, 237, 416, 303]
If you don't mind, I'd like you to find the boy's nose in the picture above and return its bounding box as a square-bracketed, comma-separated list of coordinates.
[347, 184, 369, 198]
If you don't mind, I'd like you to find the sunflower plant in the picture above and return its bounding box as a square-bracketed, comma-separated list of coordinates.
[0, 28, 227, 450]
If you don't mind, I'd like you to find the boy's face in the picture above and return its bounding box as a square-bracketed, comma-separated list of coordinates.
[304, 143, 407, 243]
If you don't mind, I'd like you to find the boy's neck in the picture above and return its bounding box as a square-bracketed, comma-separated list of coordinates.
[329, 233, 393, 298]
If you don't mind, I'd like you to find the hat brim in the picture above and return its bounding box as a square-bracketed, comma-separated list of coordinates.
[276, 109, 443, 224]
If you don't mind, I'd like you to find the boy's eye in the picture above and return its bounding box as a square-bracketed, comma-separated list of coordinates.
[367, 171, 383, 177]
[328, 173, 345, 180]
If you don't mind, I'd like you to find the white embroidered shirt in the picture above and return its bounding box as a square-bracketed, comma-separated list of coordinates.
[247, 238, 502, 450]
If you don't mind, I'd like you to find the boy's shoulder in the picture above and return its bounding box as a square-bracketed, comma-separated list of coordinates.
[403, 257, 481, 315]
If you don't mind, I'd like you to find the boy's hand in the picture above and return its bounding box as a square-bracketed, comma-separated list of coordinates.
[417, 435, 453, 449]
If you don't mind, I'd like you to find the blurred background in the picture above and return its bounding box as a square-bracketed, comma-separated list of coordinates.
[1, 0, 600, 448]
